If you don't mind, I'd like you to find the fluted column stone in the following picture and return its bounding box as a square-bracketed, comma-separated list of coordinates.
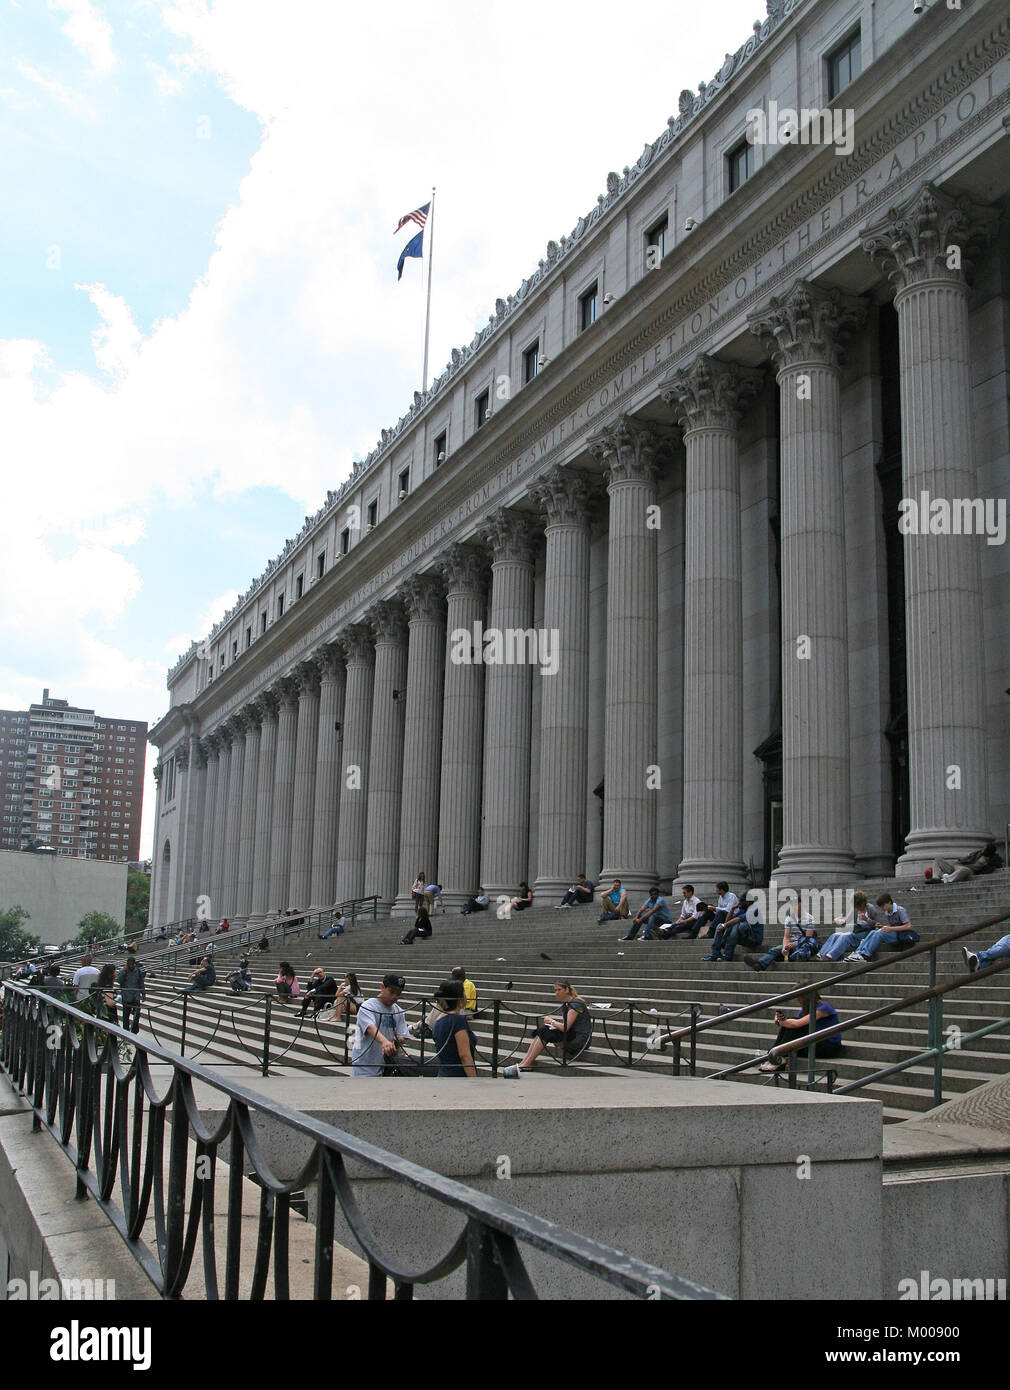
[209, 730, 232, 917]
[529, 468, 592, 898]
[181, 733, 206, 921]
[749, 279, 866, 884]
[589, 416, 664, 896]
[334, 627, 374, 904]
[197, 737, 219, 915]
[479, 510, 536, 898]
[249, 693, 278, 920]
[392, 576, 446, 914]
[862, 183, 997, 874]
[309, 645, 346, 910]
[363, 602, 409, 906]
[662, 355, 762, 892]
[235, 707, 261, 918]
[288, 660, 320, 911]
[221, 715, 247, 918]
[268, 677, 300, 913]
[437, 545, 487, 907]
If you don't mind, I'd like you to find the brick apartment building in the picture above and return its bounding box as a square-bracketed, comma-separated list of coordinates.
[0, 690, 147, 862]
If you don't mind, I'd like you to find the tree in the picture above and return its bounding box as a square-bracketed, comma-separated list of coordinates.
[70, 911, 122, 949]
[125, 871, 150, 933]
[0, 905, 42, 961]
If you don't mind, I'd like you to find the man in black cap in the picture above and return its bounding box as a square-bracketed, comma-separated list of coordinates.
[351, 974, 411, 1076]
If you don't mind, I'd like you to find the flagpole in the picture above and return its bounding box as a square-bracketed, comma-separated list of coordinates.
[422, 186, 435, 392]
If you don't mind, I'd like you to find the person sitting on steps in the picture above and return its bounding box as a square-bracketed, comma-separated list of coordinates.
[502, 980, 591, 1077]
[557, 874, 595, 909]
[461, 887, 490, 916]
[597, 880, 629, 923]
[703, 890, 763, 962]
[759, 992, 843, 1073]
[401, 903, 433, 945]
[509, 882, 534, 912]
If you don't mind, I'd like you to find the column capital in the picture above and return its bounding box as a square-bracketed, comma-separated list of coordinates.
[271, 674, 301, 711]
[175, 745, 190, 771]
[203, 730, 223, 756]
[293, 657, 320, 696]
[224, 711, 248, 739]
[315, 642, 345, 680]
[193, 738, 209, 769]
[337, 623, 374, 666]
[748, 279, 866, 371]
[399, 572, 445, 623]
[368, 598, 408, 645]
[481, 507, 537, 564]
[529, 466, 593, 527]
[152, 760, 163, 784]
[861, 182, 998, 296]
[255, 689, 280, 722]
[661, 354, 763, 433]
[437, 542, 487, 598]
[587, 414, 668, 486]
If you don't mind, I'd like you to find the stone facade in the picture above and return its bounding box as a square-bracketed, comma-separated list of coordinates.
[149, 0, 1010, 921]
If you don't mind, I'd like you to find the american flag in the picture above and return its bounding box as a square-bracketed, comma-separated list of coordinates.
[394, 201, 430, 235]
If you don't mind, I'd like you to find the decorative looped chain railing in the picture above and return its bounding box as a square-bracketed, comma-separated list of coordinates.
[0, 983, 722, 1301]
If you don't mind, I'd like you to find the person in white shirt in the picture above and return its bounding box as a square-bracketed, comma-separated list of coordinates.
[351, 974, 412, 1076]
[72, 955, 101, 1002]
[661, 885, 704, 938]
[694, 882, 740, 940]
[745, 896, 818, 970]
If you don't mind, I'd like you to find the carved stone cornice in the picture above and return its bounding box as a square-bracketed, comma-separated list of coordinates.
[338, 624, 374, 666]
[748, 280, 866, 372]
[315, 642, 345, 681]
[587, 414, 668, 487]
[529, 466, 593, 528]
[481, 508, 537, 565]
[399, 573, 445, 625]
[368, 598, 408, 646]
[437, 543, 487, 599]
[861, 182, 999, 296]
[661, 355, 763, 433]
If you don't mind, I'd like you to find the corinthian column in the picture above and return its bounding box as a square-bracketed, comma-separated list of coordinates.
[363, 601, 408, 907]
[181, 733, 206, 921]
[196, 736, 219, 917]
[268, 677, 300, 913]
[209, 728, 232, 916]
[394, 575, 446, 914]
[221, 713, 246, 917]
[529, 467, 592, 897]
[437, 544, 486, 906]
[479, 509, 536, 898]
[288, 660, 320, 910]
[235, 705, 260, 918]
[749, 279, 866, 884]
[662, 355, 762, 892]
[335, 626, 374, 903]
[309, 645, 346, 910]
[589, 416, 664, 896]
[862, 184, 997, 874]
[249, 693, 278, 920]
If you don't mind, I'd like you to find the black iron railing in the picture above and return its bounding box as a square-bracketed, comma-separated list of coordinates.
[0, 982, 722, 1301]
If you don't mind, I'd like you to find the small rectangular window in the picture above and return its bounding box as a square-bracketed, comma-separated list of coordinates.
[523, 341, 540, 385]
[398, 468, 410, 499]
[231, 640, 238, 659]
[434, 430, 447, 466]
[340, 528, 350, 554]
[260, 611, 267, 633]
[474, 389, 490, 431]
[277, 594, 285, 619]
[366, 499, 378, 529]
[827, 29, 861, 100]
[316, 553, 325, 579]
[728, 140, 753, 193]
[579, 283, 598, 332]
[646, 215, 668, 264]
[245, 627, 252, 649]
[295, 573, 304, 599]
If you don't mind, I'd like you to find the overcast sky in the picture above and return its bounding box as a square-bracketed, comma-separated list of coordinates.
[1, 0, 763, 858]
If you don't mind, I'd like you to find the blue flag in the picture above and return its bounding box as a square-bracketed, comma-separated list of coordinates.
[397, 229, 424, 280]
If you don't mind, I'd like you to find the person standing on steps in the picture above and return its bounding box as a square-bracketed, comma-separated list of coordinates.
[431, 980, 478, 1077]
[117, 956, 146, 1033]
[411, 874, 426, 911]
[351, 973, 411, 1077]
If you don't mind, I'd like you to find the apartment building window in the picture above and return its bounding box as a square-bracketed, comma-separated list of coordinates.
[340, 528, 350, 554]
[295, 573, 304, 599]
[646, 215, 668, 264]
[316, 553, 325, 580]
[398, 468, 410, 500]
[579, 283, 598, 332]
[433, 430, 447, 467]
[474, 389, 490, 431]
[523, 340, 540, 385]
[728, 139, 754, 193]
[277, 594, 285, 619]
[366, 499, 378, 530]
[827, 29, 861, 100]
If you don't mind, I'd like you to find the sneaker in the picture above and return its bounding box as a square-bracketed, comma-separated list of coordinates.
[743, 954, 765, 971]
[501, 1064, 522, 1079]
[844, 952, 865, 962]
[962, 946, 978, 974]
[701, 954, 718, 961]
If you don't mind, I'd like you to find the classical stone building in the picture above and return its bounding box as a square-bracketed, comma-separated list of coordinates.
[149, 0, 1010, 925]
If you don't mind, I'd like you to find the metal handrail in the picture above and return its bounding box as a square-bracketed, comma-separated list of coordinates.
[0, 982, 721, 1301]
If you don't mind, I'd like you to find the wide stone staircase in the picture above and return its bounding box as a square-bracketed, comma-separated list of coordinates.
[76, 872, 1010, 1125]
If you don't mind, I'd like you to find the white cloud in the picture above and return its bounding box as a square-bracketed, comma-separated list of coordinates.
[76, 283, 142, 379]
[50, 0, 116, 76]
[15, 59, 77, 107]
